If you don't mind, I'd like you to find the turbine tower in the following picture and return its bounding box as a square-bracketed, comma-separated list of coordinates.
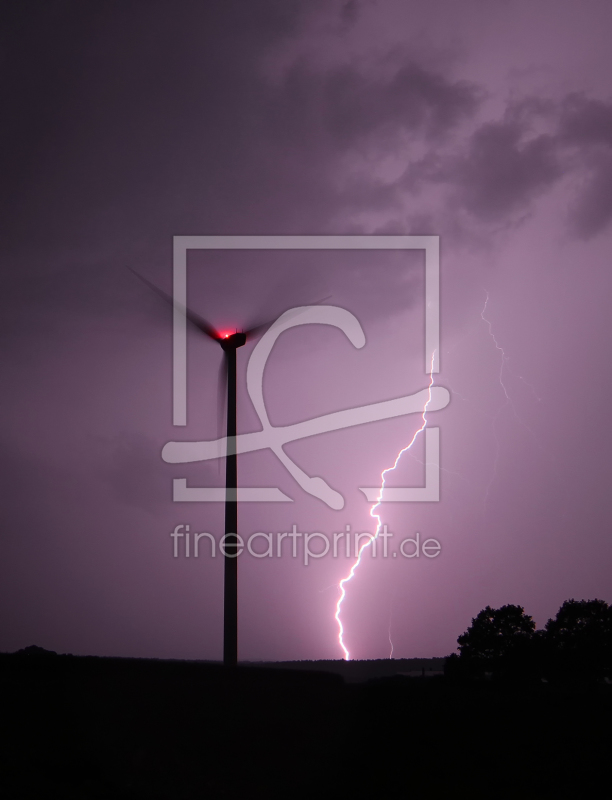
[219, 330, 245, 667]
[130, 269, 322, 666]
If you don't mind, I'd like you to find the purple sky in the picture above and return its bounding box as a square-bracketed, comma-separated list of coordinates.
[1, 0, 612, 662]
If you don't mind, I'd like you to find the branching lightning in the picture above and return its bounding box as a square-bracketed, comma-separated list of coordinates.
[481, 291, 511, 401]
[480, 290, 545, 517]
[481, 291, 507, 515]
[334, 351, 437, 661]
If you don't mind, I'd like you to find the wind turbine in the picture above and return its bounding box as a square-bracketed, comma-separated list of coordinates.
[130, 269, 323, 667]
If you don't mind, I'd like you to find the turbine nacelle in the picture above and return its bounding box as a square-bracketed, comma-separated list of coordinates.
[219, 332, 247, 351]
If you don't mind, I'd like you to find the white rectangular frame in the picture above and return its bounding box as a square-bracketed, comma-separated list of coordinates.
[172, 235, 439, 427]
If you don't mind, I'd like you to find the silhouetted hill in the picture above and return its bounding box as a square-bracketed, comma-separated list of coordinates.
[13, 644, 58, 657]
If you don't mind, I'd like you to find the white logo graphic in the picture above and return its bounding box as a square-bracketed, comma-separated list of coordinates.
[164, 236, 448, 509]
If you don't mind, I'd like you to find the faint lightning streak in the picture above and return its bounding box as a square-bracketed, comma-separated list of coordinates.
[481, 291, 542, 415]
[481, 291, 511, 401]
[334, 351, 437, 661]
[402, 449, 465, 481]
[481, 291, 510, 516]
[480, 290, 546, 518]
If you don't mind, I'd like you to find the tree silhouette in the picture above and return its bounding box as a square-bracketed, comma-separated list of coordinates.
[544, 598, 612, 679]
[453, 604, 535, 677]
[458, 605, 535, 659]
[448, 599, 612, 682]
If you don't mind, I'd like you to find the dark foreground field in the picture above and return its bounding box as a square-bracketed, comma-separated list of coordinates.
[1, 651, 609, 798]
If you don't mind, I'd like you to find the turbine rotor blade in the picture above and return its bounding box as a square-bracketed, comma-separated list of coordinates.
[128, 267, 220, 341]
[244, 295, 332, 342]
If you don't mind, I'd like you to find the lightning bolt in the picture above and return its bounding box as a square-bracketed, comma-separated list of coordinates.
[480, 290, 544, 517]
[480, 291, 507, 514]
[481, 290, 512, 402]
[334, 351, 437, 661]
[481, 291, 541, 404]
[481, 289, 543, 412]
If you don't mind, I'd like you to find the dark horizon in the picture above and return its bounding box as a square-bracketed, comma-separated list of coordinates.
[1, 0, 611, 666]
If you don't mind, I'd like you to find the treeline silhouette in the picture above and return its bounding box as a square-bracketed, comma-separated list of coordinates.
[445, 598, 612, 682]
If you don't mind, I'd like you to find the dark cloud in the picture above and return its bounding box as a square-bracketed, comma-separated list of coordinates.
[0, 0, 309, 255]
[450, 121, 562, 220]
[317, 60, 480, 144]
[568, 152, 612, 239]
[560, 94, 612, 147]
[0, 0, 483, 353]
[3, 1, 612, 259]
[0, 0, 482, 355]
[398, 92, 612, 237]
[557, 94, 612, 237]
[0, 2, 479, 257]
[402, 116, 562, 223]
[341, 0, 360, 26]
